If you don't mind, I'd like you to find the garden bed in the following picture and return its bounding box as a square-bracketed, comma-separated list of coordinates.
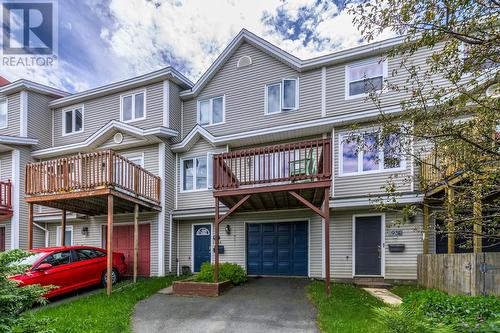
[172, 279, 232, 297]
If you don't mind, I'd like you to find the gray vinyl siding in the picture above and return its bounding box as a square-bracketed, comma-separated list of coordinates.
[0, 92, 20, 137]
[53, 82, 165, 147]
[169, 83, 183, 143]
[1, 223, 11, 250]
[333, 125, 413, 197]
[182, 42, 322, 138]
[176, 138, 226, 210]
[98, 132, 144, 149]
[164, 142, 175, 273]
[18, 146, 34, 250]
[33, 225, 45, 248]
[27, 92, 53, 150]
[0, 152, 12, 181]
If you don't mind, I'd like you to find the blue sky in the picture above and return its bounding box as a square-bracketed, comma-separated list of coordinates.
[2, 0, 392, 93]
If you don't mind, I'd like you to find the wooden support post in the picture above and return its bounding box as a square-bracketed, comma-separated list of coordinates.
[133, 203, 139, 283]
[214, 198, 220, 284]
[106, 195, 114, 295]
[323, 187, 331, 295]
[28, 203, 33, 250]
[61, 209, 67, 246]
[473, 187, 483, 253]
[423, 202, 430, 255]
[446, 186, 455, 254]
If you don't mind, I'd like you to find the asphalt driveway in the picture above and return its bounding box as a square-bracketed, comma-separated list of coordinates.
[133, 277, 319, 333]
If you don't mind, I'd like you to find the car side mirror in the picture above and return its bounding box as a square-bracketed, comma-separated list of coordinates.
[36, 263, 53, 271]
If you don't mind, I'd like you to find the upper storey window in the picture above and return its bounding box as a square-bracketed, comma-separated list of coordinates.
[63, 106, 83, 135]
[0, 99, 7, 129]
[265, 78, 299, 114]
[339, 130, 405, 176]
[345, 59, 387, 99]
[197, 96, 224, 126]
[121, 91, 145, 122]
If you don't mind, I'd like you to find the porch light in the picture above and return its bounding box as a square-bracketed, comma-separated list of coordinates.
[225, 224, 231, 235]
[81, 227, 89, 237]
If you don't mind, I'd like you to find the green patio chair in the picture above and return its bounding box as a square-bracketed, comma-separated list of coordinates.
[289, 148, 318, 178]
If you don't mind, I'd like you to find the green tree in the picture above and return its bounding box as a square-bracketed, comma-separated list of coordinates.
[0, 250, 51, 332]
[349, 0, 499, 249]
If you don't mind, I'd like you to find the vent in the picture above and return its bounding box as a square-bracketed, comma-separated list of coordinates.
[113, 132, 124, 144]
[237, 55, 252, 68]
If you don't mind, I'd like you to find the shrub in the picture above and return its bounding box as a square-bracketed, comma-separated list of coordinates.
[374, 305, 454, 333]
[194, 262, 247, 285]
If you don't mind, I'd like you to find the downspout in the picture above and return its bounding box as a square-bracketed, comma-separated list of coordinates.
[177, 219, 180, 276]
[168, 210, 173, 273]
[33, 223, 49, 248]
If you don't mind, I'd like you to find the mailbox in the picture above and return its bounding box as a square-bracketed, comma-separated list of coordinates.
[215, 245, 225, 254]
[388, 244, 405, 252]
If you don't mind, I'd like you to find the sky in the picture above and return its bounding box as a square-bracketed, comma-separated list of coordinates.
[1, 0, 394, 93]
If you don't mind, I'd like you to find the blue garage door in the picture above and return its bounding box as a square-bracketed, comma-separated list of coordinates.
[247, 222, 308, 276]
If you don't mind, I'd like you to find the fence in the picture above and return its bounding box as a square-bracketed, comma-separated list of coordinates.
[417, 253, 500, 296]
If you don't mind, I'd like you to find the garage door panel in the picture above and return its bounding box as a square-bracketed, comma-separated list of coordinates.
[246, 222, 308, 277]
[111, 224, 150, 277]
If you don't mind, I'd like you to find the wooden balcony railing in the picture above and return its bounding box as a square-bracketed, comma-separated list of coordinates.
[0, 180, 12, 211]
[420, 148, 468, 190]
[25, 150, 160, 204]
[213, 138, 332, 191]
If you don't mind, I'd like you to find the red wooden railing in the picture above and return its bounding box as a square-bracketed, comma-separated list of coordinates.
[25, 150, 160, 204]
[213, 138, 332, 190]
[0, 180, 12, 210]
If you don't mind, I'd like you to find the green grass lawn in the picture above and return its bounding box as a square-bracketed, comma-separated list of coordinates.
[25, 276, 180, 333]
[390, 285, 425, 299]
[307, 282, 388, 333]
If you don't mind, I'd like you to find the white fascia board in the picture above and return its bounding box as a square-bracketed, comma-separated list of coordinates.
[0, 79, 69, 97]
[0, 135, 38, 146]
[330, 193, 424, 209]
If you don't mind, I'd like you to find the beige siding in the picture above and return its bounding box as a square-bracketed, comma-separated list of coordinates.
[176, 138, 226, 210]
[18, 146, 34, 249]
[169, 83, 183, 143]
[53, 82, 165, 147]
[0, 151, 12, 181]
[28, 92, 53, 150]
[182, 42, 322, 138]
[0, 92, 20, 136]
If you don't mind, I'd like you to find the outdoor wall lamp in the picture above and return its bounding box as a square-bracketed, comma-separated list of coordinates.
[225, 225, 231, 235]
[81, 227, 89, 237]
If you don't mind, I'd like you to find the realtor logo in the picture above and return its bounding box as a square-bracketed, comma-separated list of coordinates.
[1, 0, 58, 66]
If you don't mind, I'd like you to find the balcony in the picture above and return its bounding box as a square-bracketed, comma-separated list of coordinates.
[0, 180, 12, 220]
[213, 138, 332, 211]
[25, 150, 161, 215]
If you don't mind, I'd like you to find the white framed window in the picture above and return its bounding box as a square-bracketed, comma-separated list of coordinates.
[0, 99, 7, 129]
[197, 96, 224, 126]
[121, 91, 146, 122]
[62, 106, 84, 135]
[265, 78, 299, 114]
[56, 225, 73, 246]
[345, 59, 387, 99]
[181, 153, 213, 192]
[339, 130, 406, 176]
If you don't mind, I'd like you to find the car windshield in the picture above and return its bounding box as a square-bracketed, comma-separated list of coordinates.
[10, 252, 47, 267]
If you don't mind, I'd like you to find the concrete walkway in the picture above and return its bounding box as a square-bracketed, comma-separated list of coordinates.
[133, 278, 318, 333]
[363, 288, 402, 305]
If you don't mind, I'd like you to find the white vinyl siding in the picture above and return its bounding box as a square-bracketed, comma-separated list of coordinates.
[0, 99, 7, 129]
[197, 96, 224, 126]
[121, 91, 146, 122]
[345, 59, 387, 99]
[265, 78, 298, 114]
[62, 106, 83, 135]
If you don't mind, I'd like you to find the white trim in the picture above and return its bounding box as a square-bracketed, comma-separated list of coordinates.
[331, 127, 335, 197]
[0, 135, 38, 146]
[344, 58, 388, 100]
[158, 142, 166, 276]
[169, 210, 173, 273]
[163, 80, 170, 127]
[33, 223, 49, 248]
[331, 193, 424, 208]
[51, 108, 54, 146]
[191, 222, 213, 273]
[321, 67, 326, 117]
[180, 100, 184, 137]
[197, 95, 225, 126]
[176, 220, 180, 276]
[0, 79, 68, 98]
[10, 149, 19, 249]
[61, 105, 84, 136]
[321, 218, 325, 278]
[264, 78, 299, 115]
[0, 98, 8, 130]
[19, 91, 27, 137]
[120, 89, 147, 123]
[56, 225, 74, 246]
[180, 155, 210, 192]
[175, 153, 178, 210]
[352, 213, 385, 277]
[122, 152, 144, 167]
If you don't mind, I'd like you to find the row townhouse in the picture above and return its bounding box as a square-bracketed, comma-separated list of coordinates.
[0, 29, 446, 283]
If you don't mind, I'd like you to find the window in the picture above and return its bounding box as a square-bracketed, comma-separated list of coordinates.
[346, 59, 386, 98]
[39, 250, 72, 267]
[56, 226, 73, 246]
[339, 131, 405, 176]
[197, 96, 224, 125]
[0, 99, 7, 129]
[265, 78, 298, 114]
[75, 249, 104, 261]
[121, 91, 145, 122]
[182, 154, 213, 191]
[63, 106, 83, 135]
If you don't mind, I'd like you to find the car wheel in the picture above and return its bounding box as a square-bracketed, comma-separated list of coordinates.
[101, 268, 119, 287]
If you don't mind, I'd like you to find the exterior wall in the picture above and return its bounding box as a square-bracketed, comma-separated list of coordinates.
[0, 92, 20, 137]
[27, 92, 54, 150]
[176, 208, 423, 280]
[53, 81, 165, 147]
[182, 42, 322, 138]
[169, 83, 183, 143]
[0, 151, 12, 250]
[176, 138, 226, 210]
[18, 146, 35, 249]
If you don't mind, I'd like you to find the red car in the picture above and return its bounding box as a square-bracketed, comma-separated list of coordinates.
[10, 246, 127, 298]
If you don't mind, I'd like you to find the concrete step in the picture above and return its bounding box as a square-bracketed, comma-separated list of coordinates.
[353, 277, 392, 288]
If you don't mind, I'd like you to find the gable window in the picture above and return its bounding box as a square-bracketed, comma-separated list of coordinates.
[346, 59, 386, 98]
[63, 106, 83, 135]
[121, 91, 145, 122]
[339, 130, 405, 176]
[0, 99, 7, 129]
[265, 78, 299, 114]
[182, 154, 213, 191]
[197, 96, 224, 126]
